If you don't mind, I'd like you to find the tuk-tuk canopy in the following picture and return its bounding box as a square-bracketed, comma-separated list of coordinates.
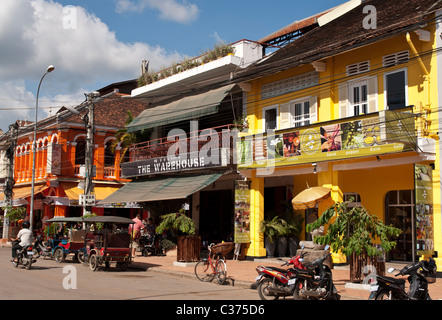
[83, 216, 135, 224]
[46, 217, 85, 223]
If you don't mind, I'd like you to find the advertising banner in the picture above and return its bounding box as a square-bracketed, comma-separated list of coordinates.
[237, 111, 415, 169]
[415, 164, 434, 256]
[234, 180, 251, 243]
[47, 143, 62, 175]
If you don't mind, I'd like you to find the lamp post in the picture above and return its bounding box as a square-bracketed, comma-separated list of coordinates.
[30, 65, 54, 231]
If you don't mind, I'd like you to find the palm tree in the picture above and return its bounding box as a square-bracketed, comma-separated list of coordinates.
[111, 110, 151, 163]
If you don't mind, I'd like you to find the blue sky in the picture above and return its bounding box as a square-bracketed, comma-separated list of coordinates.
[0, 0, 346, 132]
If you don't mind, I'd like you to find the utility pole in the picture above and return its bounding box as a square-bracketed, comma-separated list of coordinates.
[3, 123, 18, 239]
[82, 92, 99, 215]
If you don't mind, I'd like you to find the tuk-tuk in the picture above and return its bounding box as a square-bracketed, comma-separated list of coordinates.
[82, 216, 134, 271]
[45, 217, 87, 263]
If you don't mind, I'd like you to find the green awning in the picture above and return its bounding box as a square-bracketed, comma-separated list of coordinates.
[98, 173, 222, 204]
[127, 84, 235, 132]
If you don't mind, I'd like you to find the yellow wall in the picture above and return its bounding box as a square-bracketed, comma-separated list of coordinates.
[243, 21, 441, 261]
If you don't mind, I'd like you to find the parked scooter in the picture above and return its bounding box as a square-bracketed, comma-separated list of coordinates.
[291, 245, 340, 300]
[11, 240, 36, 270]
[254, 245, 307, 300]
[33, 234, 53, 259]
[368, 257, 437, 300]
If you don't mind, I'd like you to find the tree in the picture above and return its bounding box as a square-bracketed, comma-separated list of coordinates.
[306, 200, 401, 257]
[111, 110, 151, 163]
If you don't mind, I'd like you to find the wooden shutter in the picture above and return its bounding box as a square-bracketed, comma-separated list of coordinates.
[279, 102, 291, 129]
[367, 76, 378, 113]
[309, 96, 318, 123]
[338, 82, 348, 119]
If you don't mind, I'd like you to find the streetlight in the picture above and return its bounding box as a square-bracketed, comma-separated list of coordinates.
[30, 65, 54, 231]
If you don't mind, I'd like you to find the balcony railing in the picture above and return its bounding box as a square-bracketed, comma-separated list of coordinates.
[130, 124, 245, 162]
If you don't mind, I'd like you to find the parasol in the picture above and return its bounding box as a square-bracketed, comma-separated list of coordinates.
[291, 186, 331, 210]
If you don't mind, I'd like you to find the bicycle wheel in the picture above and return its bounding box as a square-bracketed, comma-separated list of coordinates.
[215, 259, 227, 285]
[195, 260, 215, 282]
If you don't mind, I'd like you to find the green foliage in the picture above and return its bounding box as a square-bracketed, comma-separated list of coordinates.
[3, 206, 26, 222]
[160, 238, 177, 252]
[259, 216, 286, 243]
[156, 209, 196, 236]
[306, 201, 402, 257]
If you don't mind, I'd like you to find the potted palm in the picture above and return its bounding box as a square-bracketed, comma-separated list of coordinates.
[259, 216, 285, 258]
[156, 209, 200, 262]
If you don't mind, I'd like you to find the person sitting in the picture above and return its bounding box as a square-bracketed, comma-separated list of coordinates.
[11, 220, 33, 263]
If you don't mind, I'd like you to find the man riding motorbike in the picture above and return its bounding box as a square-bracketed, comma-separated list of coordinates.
[11, 220, 33, 263]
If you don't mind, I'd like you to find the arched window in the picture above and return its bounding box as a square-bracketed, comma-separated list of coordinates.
[75, 137, 86, 165]
[104, 140, 115, 167]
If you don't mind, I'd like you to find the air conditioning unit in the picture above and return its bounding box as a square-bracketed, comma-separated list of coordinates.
[79, 194, 96, 206]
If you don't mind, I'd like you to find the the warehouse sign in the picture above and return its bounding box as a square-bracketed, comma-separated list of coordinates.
[121, 148, 229, 177]
[237, 110, 415, 169]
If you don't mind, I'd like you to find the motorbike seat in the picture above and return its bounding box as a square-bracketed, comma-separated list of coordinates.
[269, 267, 291, 274]
[377, 275, 406, 286]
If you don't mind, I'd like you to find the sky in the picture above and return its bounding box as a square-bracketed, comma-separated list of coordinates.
[0, 0, 346, 132]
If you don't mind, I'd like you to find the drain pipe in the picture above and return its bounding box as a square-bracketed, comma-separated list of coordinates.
[406, 32, 431, 136]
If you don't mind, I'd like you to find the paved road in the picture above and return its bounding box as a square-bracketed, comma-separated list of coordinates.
[0, 247, 259, 300]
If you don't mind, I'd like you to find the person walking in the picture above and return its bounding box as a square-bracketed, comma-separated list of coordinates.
[130, 214, 144, 258]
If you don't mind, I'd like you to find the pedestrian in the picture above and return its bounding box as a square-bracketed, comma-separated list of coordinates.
[130, 214, 144, 258]
[11, 220, 33, 262]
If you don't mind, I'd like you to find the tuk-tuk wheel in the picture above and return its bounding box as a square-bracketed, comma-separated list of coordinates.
[89, 254, 99, 271]
[117, 262, 127, 271]
[54, 248, 65, 263]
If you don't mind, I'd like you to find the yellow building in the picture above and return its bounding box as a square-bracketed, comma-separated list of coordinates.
[234, 0, 442, 265]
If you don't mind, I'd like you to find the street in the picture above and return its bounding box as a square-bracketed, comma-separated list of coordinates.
[0, 247, 259, 300]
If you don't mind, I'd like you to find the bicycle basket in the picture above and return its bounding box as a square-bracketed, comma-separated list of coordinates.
[212, 242, 234, 256]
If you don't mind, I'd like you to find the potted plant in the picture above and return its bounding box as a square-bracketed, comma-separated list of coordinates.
[306, 199, 401, 282]
[259, 216, 285, 258]
[156, 209, 200, 262]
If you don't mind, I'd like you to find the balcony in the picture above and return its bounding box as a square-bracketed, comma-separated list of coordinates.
[122, 124, 246, 178]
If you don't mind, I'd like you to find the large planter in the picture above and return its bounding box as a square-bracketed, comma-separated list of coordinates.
[265, 237, 276, 258]
[276, 236, 288, 257]
[177, 235, 201, 262]
[350, 252, 385, 283]
[288, 237, 299, 257]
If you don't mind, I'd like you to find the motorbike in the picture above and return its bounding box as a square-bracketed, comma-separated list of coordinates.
[254, 245, 307, 300]
[291, 245, 340, 300]
[368, 257, 437, 300]
[33, 234, 53, 259]
[11, 240, 36, 270]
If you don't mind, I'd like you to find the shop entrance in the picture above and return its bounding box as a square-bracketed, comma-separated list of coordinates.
[199, 190, 233, 244]
[385, 190, 415, 262]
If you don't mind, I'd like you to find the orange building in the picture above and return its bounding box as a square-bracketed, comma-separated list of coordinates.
[1, 81, 148, 233]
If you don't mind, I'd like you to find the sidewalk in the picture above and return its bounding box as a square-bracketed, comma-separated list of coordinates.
[131, 251, 442, 300]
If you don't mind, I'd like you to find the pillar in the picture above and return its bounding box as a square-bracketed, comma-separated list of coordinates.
[245, 171, 266, 258]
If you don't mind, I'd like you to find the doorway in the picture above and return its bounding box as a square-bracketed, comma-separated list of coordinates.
[199, 190, 233, 244]
[385, 190, 415, 262]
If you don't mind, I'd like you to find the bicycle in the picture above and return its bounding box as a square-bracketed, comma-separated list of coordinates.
[194, 242, 230, 285]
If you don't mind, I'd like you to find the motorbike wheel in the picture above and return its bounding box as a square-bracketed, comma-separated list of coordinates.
[77, 251, 86, 264]
[257, 278, 280, 300]
[26, 257, 32, 270]
[375, 290, 395, 300]
[293, 282, 306, 300]
[142, 248, 151, 257]
[54, 248, 65, 263]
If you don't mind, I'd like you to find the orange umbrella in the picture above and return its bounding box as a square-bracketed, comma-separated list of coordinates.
[292, 186, 331, 210]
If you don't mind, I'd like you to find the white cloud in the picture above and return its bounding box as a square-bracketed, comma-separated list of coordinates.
[115, 0, 199, 24]
[0, 0, 183, 131]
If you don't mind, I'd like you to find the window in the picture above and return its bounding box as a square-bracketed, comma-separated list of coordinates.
[384, 69, 407, 110]
[280, 96, 317, 130]
[339, 76, 377, 118]
[263, 106, 278, 131]
[104, 140, 115, 167]
[346, 61, 370, 76]
[75, 137, 86, 165]
[349, 80, 368, 116]
[261, 71, 318, 100]
[383, 51, 409, 67]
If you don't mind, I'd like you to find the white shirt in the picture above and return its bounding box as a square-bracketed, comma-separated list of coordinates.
[17, 228, 33, 247]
